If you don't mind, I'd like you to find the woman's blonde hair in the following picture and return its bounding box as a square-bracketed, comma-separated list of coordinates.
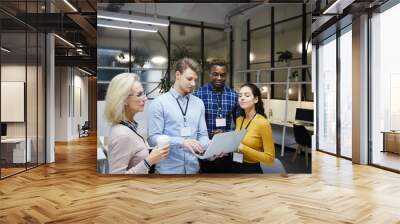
[104, 73, 140, 125]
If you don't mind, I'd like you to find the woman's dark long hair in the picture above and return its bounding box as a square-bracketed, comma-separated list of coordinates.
[239, 83, 267, 118]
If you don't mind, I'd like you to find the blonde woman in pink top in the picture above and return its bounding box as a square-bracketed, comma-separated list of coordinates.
[104, 73, 169, 174]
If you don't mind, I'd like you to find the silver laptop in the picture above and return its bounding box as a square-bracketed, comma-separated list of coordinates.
[195, 129, 247, 159]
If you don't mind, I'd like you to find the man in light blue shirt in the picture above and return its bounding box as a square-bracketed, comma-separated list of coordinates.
[148, 58, 209, 174]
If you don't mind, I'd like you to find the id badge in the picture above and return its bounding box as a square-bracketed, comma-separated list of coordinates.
[216, 118, 226, 127]
[180, 126, 192, 137]
[233, 152, 243, 163]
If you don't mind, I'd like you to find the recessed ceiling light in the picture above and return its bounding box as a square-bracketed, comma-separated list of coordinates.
[98, 10, 169, 27]
[98, 20, 158, 33]
[249, 52, 255, 62]
[63, 0, 78, 12]
[1, 47, 11, 53]
[54, 34, 75, 48]
[151, 56, 167, 65]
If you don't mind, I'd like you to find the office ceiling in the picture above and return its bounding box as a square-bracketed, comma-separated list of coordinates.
[98, 3, 249, 26]
[0, 0, 97, 72]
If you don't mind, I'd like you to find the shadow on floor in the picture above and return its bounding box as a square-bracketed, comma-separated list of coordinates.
[275, 145, 311, 174]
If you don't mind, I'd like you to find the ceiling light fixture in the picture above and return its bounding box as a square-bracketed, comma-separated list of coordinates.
[261, 86, 268, 93]
[297, 43, 312, 54]
[98, 20, 157, 33]
[322, 0, 354, 15]
[151, 56, 167, 65]
[249, 52, 255, 62]
[1, 47, 11, 53]
[78, 67, 92, 76]
[115, 52, 134, 64]
[63, 0, 78, 12]
[54, 34, 75, 48]
[98, 10, 169, 27]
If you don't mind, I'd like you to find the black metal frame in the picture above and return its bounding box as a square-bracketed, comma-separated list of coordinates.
[200, 22, 204, 85]
[246, 19, 250, 82]
[367, 11, 373, 166]
[122, 18, 232, 89]
[367, 1, 400, 172]
[229, 28, 233, 88]
[0, 0, 47, 179]
[271, 7, 275, 99]
[301, 4, 307, 101]
[315, 44, 319, 151]
[336, 26, 341, 158]
[315, 28, 353, 161]
[248, 6, 313, 101]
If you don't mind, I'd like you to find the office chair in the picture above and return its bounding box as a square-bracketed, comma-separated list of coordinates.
[292, 124, 312, 168]
[79, 121, 90, 138]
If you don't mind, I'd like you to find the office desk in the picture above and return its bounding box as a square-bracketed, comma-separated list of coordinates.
[1, 138, 31, 163]
[269, 119, 314, 156]
[382, 131, 400, 154]
[269, 120, 314, 132]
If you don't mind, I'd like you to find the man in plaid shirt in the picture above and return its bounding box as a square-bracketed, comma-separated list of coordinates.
[193, 59, 239, 173]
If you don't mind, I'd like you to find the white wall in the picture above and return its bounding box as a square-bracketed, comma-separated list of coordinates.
[55, 67, 89, 141]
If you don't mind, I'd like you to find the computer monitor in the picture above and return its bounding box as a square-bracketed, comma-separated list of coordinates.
[295, 108, 314, 123]
[1, 123, 7, 137]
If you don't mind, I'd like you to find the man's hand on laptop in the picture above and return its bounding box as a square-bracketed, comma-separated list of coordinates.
[183, 139, 204, 154]
[212, 129, 224, 136]
[208, 152, 227, 161]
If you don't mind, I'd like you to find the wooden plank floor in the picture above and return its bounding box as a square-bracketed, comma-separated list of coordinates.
[0, 135, 399, 223]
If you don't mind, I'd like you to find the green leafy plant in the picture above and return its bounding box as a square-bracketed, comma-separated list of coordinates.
[159, 76, 173, 93]
[290, 70, 299, 81]
[276, 50, 293, 65]
[132, 47, 150, 67]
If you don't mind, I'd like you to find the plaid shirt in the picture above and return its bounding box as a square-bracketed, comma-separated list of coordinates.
[194, 83, 239, 138]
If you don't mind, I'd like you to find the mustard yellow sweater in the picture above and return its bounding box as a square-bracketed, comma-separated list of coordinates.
[235, 114, 275, 165]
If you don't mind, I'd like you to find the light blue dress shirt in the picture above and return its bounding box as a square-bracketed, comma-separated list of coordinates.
[147, 88, 210, 174]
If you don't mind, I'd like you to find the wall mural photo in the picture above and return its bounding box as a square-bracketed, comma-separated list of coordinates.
[97, 2, 313, 175]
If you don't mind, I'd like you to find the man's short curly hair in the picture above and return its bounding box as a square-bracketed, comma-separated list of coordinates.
[209, 59, 227, 70]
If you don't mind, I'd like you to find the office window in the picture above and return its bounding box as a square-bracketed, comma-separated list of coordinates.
[1, 9, 28, 177]
[131, 27, 168, 99]
[274, 17, 302, 100]
[170, 24, 201, 87]
[317, 35, 337, 155]
[27, 31, 38, 169]
[249, 27, 271, 85]
[339, 27, 352, 158]
[371, 3, 400, 171]
[204, 29, 229, 85]
[305, 9, 313, 101]
[97, 26, 130, 101]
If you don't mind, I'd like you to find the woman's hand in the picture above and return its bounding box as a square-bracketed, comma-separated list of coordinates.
[146, 144, 170, 165]
[238, 143, 244, 151]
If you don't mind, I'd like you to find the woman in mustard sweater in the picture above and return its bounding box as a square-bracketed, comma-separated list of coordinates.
[234, 83, 275, 173]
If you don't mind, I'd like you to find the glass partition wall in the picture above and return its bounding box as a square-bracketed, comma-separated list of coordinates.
[370, 2, 400, 172]
[316, 25, 353, 159]
[247, 4, 313, 102]
[317, 35, 337, 155]
[0, 3, 46, 179]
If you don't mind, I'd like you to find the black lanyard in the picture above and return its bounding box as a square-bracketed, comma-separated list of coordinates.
[120, 121, 146, 144]
[239, 113, 257, 130]
[212, 87, 224, 117]
[215, 92, 223, 117]
[171, 93, 190, 124]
